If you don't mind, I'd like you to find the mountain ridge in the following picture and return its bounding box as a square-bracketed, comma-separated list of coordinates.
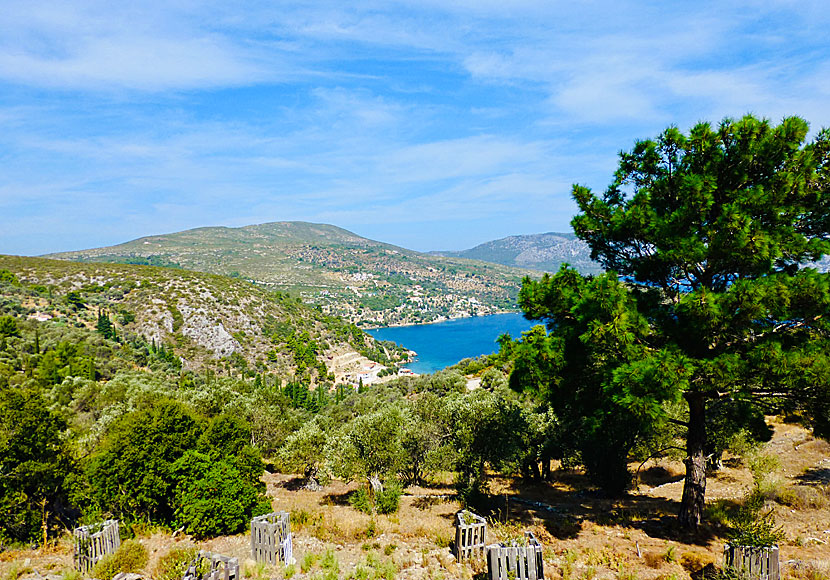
[45, 221, 534, 327]
[432, 231, 602, 274]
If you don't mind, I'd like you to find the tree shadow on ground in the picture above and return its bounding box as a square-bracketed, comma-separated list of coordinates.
[411, 495, 455, 511]
[638, 466, 684, 487]
[475, 471, 724, 546]
[796, 467, 830, 484]
[282, 476, 311, 491]
[321, 490, 353, 506]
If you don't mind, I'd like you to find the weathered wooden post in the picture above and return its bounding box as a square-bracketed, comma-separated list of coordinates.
[251, 512, 294, 565]
[723, 544, 780, 580]
[454, 510, 486, 561]
[486, 531, 544, 580]
[73, 519, 121, 573]
[182, 550, 239, 580]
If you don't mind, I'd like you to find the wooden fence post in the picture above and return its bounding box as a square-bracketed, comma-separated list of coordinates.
[486, 531, 544, 580]
[73, 519, 121, 573]
[723, 544, 780, 580]
[182, 550, 239, 580]
[251, 512, 294, 565]
[454, 510, 487, 561]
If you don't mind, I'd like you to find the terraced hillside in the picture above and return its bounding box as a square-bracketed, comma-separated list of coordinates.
[0, 255, 408, 382]
[47, 222, 533, 327]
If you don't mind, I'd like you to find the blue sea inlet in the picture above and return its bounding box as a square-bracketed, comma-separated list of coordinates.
[367, 312, 538, 374]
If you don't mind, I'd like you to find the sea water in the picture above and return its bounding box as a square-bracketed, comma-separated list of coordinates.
[367, 312, 538, 374]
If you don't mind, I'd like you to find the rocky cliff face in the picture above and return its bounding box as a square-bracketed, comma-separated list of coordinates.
[0, 255, 398, 379]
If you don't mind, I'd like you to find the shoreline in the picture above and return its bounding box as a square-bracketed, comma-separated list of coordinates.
[362, 308, 521, 331]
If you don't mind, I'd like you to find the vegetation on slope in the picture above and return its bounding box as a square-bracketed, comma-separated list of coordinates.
[0, 261, 534, 543]
[0, 255, 408, 382]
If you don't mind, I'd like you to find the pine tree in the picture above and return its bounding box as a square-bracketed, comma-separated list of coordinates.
[513, 116, 830, 528]
[96, 309, 116, 340]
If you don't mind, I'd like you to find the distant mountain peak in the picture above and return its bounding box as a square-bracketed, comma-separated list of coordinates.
[433, 231, 601, 274]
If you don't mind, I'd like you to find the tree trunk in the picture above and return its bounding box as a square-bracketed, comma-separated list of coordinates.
[368, 474, 384, 496]
[679, 392, 707, 528]
[531, 460, 542, 482]
[303, 466, 322, 491]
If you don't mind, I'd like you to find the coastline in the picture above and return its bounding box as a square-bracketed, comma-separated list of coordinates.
[362, 308, 520, 330]
[366, 311, 536, 374]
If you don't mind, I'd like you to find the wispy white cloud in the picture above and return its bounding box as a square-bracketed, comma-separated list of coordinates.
[0, 36, 267, 91]
[0, 1, 281, 91]
[2, 1, 830, 255]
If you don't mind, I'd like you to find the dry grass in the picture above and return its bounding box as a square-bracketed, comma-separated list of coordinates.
[3, 422, 829, 580]
[788, 563, 830, 580]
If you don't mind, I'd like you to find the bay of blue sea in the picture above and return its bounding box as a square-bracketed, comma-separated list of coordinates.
[367, 312, 538, 374]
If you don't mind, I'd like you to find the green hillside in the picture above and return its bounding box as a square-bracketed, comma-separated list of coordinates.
[46, 222, 533, 326]
[0, 254, 407, 382]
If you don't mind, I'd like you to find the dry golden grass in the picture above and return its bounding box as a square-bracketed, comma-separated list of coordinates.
[3, 421, 829, 580]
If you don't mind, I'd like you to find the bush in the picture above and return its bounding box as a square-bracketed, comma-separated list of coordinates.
[173, 451, 271, 539]
[86, 399, 200, 522]
[349, 483, 401, 515]
[774, 485, 830, 510]
[91, 539, 149, 580]
[0, 389, 70, 542]
[679, 552, 714, 573]
[375, 484, 401, 515]
[728, 490, 785, 547]
[153, 545, 198, 580]
[349, 488, 373, 514]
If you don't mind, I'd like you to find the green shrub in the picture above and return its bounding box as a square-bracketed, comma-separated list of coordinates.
[0, 316, 19, 338]
[727, 489, 784, 547]
[349, 484, 401, 515]
[301, 552, 318, 573]
[153, 545, 198, 580]
[86, 399, 200, 522]
[375, 484, 401, 515]
[59, 570, 82, 580]
[729, 512, 785, 547]
[173, 451, 271, 539]
[746, 451, 781, 497]
[320, 549, 339, 573]
[350, 489, 373, 514]
[705, 499, 737, 527]
[775, 485, 830, 510]
[91, 539, 149, 580]
[0, 389, 70, 542]
[362, 552, 397, 580]
[312, 571, 338, 580]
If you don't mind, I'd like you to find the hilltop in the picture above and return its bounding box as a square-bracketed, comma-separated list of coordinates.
[0, 254, 407, 382]
[433, 231, 602, 274]
[46, 222, 533, 327]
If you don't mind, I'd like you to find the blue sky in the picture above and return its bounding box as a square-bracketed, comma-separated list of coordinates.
[1, 1, 829, 255]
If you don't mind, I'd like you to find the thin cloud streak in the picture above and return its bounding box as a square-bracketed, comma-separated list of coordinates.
[1, 1, 829, 255]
